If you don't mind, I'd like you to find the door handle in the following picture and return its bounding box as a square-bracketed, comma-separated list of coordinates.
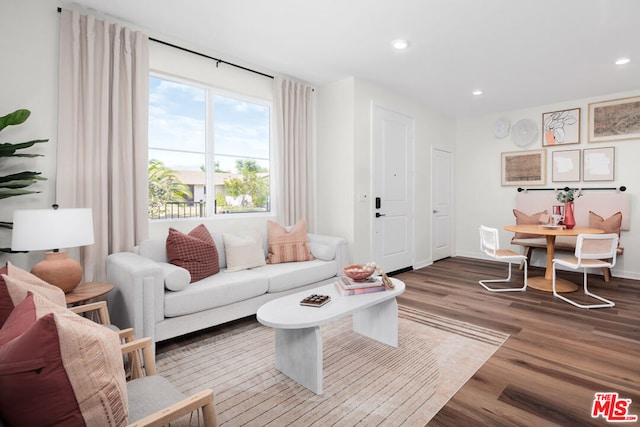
[376, 212, 386, 218]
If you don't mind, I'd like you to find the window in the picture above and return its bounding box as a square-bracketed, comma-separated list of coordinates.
[148, 75, 270, 219]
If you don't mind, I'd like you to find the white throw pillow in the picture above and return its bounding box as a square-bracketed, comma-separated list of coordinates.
[159, 262, 191, 291]
[222, 230, 266, 272]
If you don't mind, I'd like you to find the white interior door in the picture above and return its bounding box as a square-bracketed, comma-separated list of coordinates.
[432, 148, 452, 261]
[372, 104, 414, 273]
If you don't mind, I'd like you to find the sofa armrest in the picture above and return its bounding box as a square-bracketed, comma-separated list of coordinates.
[308, 233, 350, 273]
[106, 252, 164, 343]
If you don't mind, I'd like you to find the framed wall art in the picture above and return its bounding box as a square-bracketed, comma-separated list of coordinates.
[542, 108, 580, 146]
[552, 149, 580, 182]
[583, 147, 615, 181]
[501, 149, 546, 186]
[588, 96, 640, 142]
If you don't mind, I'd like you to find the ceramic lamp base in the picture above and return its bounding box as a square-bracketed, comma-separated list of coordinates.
[30, 251, 83, 293]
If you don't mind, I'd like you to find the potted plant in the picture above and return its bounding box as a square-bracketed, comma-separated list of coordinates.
[555, 187, 582, 229]
[0, 109, 48, 251]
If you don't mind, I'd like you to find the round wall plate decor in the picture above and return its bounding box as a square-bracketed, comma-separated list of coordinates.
[494, 118, 510, 139]
[511, 118, 538, 147]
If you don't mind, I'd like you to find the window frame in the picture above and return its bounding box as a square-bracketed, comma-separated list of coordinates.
[148, 72, 273, 220]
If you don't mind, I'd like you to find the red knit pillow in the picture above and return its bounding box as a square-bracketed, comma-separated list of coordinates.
[166, 224, 219, 282]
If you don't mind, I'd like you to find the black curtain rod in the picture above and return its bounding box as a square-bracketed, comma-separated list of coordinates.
[149, 38, 274, 80]
[57, 7, 274, 80]
[517, 186, 626, 192]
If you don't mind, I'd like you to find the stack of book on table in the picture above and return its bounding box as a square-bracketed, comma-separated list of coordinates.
[335, 276, 386, 296]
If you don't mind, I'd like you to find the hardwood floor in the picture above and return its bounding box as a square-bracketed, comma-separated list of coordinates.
[394, 257, 640, 427]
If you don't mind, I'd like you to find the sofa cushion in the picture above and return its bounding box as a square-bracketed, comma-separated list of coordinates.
[166, 224, 220, 282]
[3, 262, 66, 307]
[159, 262, 191, 291]
[513, 209, 547, 239]
[267, 219, 314, 264]
[256, 259, 338, 293]
[0, 292, 127, 426]
[222, 230, 266, 272]
[589, 211, 622, 236]
[164, 271, 268, 317]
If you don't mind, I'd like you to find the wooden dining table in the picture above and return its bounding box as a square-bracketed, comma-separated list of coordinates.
[503, 224, 604, 292]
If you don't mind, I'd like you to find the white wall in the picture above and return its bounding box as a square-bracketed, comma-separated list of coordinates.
[315, 78, 355, 243]
[2, 1, 638, 281]
[0, 0, 60, 269]
[455, 90, 640, 279]
[316, 77, 456, 267]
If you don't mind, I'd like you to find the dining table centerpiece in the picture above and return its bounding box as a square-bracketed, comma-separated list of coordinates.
[555, 187, 582, 229]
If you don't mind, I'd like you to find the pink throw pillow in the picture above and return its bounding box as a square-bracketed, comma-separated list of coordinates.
[267, 219, 314, 264]
[512, 209, 547, 239]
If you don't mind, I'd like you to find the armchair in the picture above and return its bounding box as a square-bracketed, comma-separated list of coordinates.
[122, 337, 218, 427]
[69, 300, 135, 342]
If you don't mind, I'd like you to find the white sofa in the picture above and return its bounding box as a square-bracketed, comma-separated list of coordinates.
[106, 230, 349, 344]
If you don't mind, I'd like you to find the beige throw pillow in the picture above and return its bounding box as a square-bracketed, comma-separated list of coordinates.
[222, 230, 266, 272]
[4, 261, 66, 307]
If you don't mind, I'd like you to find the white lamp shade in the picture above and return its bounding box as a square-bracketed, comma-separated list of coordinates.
[11, 208, 95, 252]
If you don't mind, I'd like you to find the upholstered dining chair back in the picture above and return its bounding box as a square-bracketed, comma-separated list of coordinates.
[478, 225, 528, 293]
[574, 233, 619, 264]
[479, 225, 500, 256]
[552, 233, 619, 309]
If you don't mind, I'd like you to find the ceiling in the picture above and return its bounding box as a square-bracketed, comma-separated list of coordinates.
[60, 0, 640, 118]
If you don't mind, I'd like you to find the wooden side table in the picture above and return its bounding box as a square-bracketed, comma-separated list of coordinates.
[65, 281, 114, 306]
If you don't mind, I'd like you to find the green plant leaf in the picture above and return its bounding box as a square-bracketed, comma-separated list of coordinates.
[0, 179, 37, 189]
[0, 139, 49, 157]
[0, 189, 41, 199]
[0, 171, 46, 183]
[0, 109, 30, 132]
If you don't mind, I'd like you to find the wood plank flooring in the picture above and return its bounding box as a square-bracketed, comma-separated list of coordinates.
[394, 257, 640, 426]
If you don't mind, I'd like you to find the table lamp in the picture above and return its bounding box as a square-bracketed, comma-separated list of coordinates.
[11, 205, 94, 293]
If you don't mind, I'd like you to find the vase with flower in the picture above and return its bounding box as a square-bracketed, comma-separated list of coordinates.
[555, 188, 582, 229]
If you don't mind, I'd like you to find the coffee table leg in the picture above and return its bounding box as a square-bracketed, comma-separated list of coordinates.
[274, 327, 323, 394]
[353, 298, 398, 347]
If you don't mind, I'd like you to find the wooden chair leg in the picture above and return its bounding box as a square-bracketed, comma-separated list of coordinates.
[520, 246, 533, 271]
[602, 267, 611, 282]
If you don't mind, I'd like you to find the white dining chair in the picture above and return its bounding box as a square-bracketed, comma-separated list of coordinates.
[552, 233, 618, 309]
[479, 225, 528, 292]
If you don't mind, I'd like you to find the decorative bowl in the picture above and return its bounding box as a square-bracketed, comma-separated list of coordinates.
[343, 264, 375, 282]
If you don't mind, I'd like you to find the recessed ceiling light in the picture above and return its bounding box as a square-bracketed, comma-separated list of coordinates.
[615, 57, 631, 65]
[391, 39, 409, 50]
[472, 90, 483, 96]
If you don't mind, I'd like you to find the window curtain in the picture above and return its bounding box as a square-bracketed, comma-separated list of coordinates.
[273, 78, 315, 230]
[57, 9, 149, 281]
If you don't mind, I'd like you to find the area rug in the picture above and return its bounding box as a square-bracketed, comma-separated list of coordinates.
[156, 305, 508, 426]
